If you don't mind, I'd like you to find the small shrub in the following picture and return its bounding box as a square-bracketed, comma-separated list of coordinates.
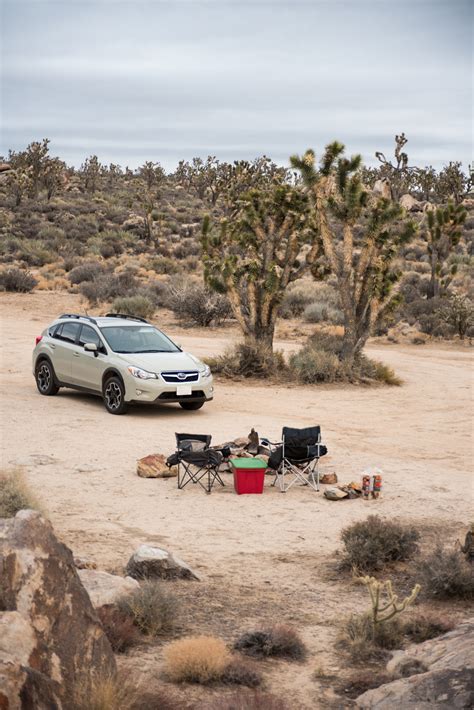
[340, 613, 401, 662]
[97, 605, 141, 653]
[0, 468, 42, 518]
[73, 671, 139, 710]
[340, 516, 420, 572]
[118, 581, 177, 636]
[201, 691, 289, 710]
[207, 342, 286, 379]
[68, 261, 106, 285]
[290, 347, 341, 383]
[80, 270, 139, 305]
[338, 671, 393, 699]
[222, 658, 262, 688]
[0, 268, 37, 292]
[418, 545, 474, 600]
[403, 612, 454, 643]
[111, 296, 155, 320]
[303, 302, 344, 325]
[370, 361, 403, 386]
[149, 256, 181, 275]
[234, 625, 307, 661]
[163, 635, 231, 684]
[168, 282, 232, 326]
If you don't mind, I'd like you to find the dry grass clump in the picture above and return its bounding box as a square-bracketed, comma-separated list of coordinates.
[402, 611, 454, 643]
[200, 691, 289, 710]
[0, 468, 43, 518]
[340, 516, 420, 572]
[418, 545, 474, 600]
[234, 625, 307, 661]
[164, 635, 231, 684]
[73, 672, 139, 710]
[97, 605, 141, 653]
[221, 658, 262, 688]
[207, 341, 286, 379]
[117, 581, 177, 636]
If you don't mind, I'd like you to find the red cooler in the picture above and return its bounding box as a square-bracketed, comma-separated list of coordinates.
[230, 457, 267, 495]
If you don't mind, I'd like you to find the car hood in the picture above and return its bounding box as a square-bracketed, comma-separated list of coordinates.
[116, 350, 204, 374]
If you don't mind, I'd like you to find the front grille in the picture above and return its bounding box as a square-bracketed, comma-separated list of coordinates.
[161, 370, 199, 383]
[158, 390, 205, 401]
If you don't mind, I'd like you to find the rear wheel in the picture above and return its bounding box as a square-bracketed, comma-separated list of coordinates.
[35, 360, 60, 396]
[103, 376, 128, 415]
[179, 400, 205, 411]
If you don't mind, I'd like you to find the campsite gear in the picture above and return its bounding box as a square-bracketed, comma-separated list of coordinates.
[230, 457, 266, 494]
[372, 474, 382, 499]
[267, 426, 327, 492]
[247, 428, 260, 455]
[362, 475, 372, 499]
[166, 433, 226, 494]
[320, 473, 338, 485]
[324, 487, 348, 500]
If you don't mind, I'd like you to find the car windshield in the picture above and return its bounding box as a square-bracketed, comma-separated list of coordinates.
[100, 325, 180, 354]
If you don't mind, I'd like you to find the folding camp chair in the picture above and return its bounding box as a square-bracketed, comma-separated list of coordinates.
[166, 433, 226, 494]
[267, 426, 327, 493]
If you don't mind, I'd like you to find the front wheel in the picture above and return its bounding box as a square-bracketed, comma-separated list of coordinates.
[179, 401, 205, 411]
[35, 360, 60, 396]
[103, 377, 128, 415]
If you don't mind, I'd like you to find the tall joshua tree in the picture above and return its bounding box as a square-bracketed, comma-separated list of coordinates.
[291, 143, 416, 363]
[425, 202, 466, 298]
[201, 183, 317, 349]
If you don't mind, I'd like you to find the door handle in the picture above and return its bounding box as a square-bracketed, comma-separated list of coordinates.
[73, 352, 80, 357]
[50, 344, 56, 349]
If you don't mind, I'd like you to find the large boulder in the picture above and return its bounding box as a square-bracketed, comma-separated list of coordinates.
[78, 569, 139, 609]
[373, 179, 392, 200]
[125, 544, 200, 581]
[356, 618, 474, 708]
[0, 510, 116, 710]
[400, 193, 423, 212]
[137, 453, 177, 479]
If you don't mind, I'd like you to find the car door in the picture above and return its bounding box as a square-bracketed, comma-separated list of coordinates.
[50, 321, 81, 383]
[71, 324, 108, 391]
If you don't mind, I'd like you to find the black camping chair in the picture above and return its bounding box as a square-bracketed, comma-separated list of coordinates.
[267, 426, 327, 492]
[166, 433, 226, 494]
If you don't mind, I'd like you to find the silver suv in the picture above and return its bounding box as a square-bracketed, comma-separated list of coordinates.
[32, 313, 214, 414]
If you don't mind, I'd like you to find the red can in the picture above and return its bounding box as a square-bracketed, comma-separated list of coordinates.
[372, 474, 382, 499]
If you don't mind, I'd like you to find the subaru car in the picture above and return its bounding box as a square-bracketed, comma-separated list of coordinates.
[32, 313, 213, 414]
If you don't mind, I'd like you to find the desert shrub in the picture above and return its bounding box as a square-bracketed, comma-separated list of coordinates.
[369, 361, 403, 386]
[62, 255, 80, 272]
[418, 546, 474, 599]
[111, 296, 155, 320]
[68, 261, 106, 285]
[164, 635, 231, 684]
[338, 670, 393, 699]
[234, 625, 307, 661]
[168, 282, 232, 326]
[340, 516, 420, 572]
[404, 296, 452, 337]
[340, 613, 402, 662]
[280, 281, 340, 319]
[149, 256, 181, 275]
[73, 671, 139, 710]
[201, 691, 289, 710]
[97, 605, 141, 653]
[303, 302, 344, 325]
[173, 239, 200, 259]
[290, 347, 341, 383]
[145, 279, 172, 307]
[0, 267, 37, 292]
[221, 658, 262, 688]
[118, 581, 177, 636]
[402, 612, 454, 643]
[80, 270, 139, 305]
[207, 342, 286, 379]
[0, 468, 42, 518]
[17, 240, 55, 266]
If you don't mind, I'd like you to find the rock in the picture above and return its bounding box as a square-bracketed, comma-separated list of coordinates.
[137, 453, 178, 478]
[373, 179, 391, 200]
[356, 619, 474, 708]
[400, 194, 423, 212]
[320, 473, 338, 484]
[125, 544, 200, 581]
[233, 437, 250, 448]
[78, 569, 139, 608]
[0, 510, 115, 709]
[74, 555, 98, 569]
[0, 163, 12, 173]
[324, 487, 348, 500]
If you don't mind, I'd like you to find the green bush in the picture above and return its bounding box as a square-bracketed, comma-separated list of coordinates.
[0, 268, 37, 292]
[111, 295, 155, 320]
[340, 516, 420, 572]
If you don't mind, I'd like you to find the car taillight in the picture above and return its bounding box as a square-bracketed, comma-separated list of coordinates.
[35, 336, 43, 345]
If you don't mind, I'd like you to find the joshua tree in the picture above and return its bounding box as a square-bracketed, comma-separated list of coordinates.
[201, 183, 318, 349]
[439, 293, 473, 339]
[80, 155, 103, 193]
[133, 162, 166, 244]
[175, 156, 224, 205]
[42, 157, 65, 201]
[375, 133, 417, 200]
[138, 161, 166, 191]
[8, 138, 51, 199]
[425, 202, 466, 298]
[291, 142, 416, 363]
[435, 161, 472, 205]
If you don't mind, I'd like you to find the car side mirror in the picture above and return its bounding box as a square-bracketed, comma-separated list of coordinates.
[84, 342, 98, 357]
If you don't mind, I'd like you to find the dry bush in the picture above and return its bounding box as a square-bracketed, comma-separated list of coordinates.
[148, 256, 181, 275]
[0, 267, 37, 292]
[369, 361, 403, 386]
[118, 581, 177, 636]
[0, 468, 43, 518]
[290, 347, 341, 383]
[338, 670, 393, 699]
[168, 282, 232, 326]
[403, 611, 454, 643]
[340, 516, 420, 572]
[234, 625, 307, 661]
[303, 302, 344, 325]
[111, 295, 155, 320]
[200, 690, 289, 710]
[68, 261, 106, 284]
[339, 613, 401, 662]
[221, 658, 262, 688]
[97, 605, 141, 653]
[163, 635, 231, 684]
[80, 270, 139, 305]
[208, 342, 286, 379]
[73, 671, 139, 710]
[418, 545, 474, 600]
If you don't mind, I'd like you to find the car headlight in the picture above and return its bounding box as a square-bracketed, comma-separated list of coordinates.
[127, 366, 158, 380]
[200, 364, 211, 378]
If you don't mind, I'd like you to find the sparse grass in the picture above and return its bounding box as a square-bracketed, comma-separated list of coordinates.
[73, 672, 139, 710]
[163, 635, 231, 684]
[0, 468, 43, 518]
[234, 625, 307, 661]
[111, 295, 155, 320]
[418, 545, 474, 600]
[97, 605, 141, 653]
[402, 611, 454, 643]
[340, 516, 420, 572]
[117, 581, 177, 636]
[200, 691, 289, 710]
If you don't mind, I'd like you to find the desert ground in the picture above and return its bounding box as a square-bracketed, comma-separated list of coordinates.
[1, 292, 473, 708]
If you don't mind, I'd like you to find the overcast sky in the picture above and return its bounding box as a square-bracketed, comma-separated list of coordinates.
[0, 0, 472, 171]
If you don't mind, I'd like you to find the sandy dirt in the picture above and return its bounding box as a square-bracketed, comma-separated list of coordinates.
[1, 292, 473, 708]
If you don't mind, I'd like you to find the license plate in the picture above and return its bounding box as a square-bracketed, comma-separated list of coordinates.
[176, 385, 192, 396]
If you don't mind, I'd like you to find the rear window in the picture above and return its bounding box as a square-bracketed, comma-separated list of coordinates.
[55, 322, 81, 343]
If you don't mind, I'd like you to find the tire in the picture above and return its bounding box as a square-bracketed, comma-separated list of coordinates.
[179, 400, 205, 411]
[35, 360, 60, 396]
[103, 376, 128, 415]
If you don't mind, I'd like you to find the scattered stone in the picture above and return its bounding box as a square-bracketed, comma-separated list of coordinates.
[125, 544, 200, 581]
[137, 453, 178, 478]
[78, 569, 139, 608]
[0, 510, 115, 709]
[320, 473, 338, 484]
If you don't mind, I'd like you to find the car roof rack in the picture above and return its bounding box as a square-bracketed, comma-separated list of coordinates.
[104, 313, 149, 324]
[59, 313, 98, 325]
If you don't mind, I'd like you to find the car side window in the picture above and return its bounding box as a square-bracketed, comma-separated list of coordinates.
[56, 322, 81, 344]
[78, 324, 103, 349]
